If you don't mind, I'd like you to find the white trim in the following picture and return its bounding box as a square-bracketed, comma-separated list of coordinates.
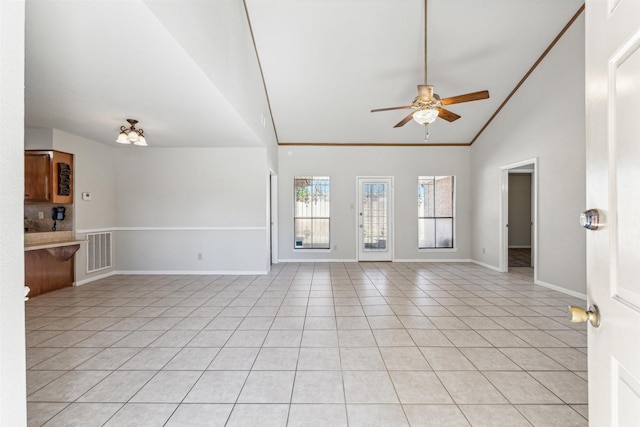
[278, 258, 358, 263]
[74, 270, 117, 286]
[114, 270, 268, 275]
[76, 227, 118, 234]
[534, 279, 587, 300]
[508, 245, 532, 249]
[76, 226, 266, 233]
[292, 248, 332, 253]
[269, 171, 279, 266]
[418, 248, 459, 253]
[395, 258, 471, 263]
[470, 259, 502, 272]
[499, 157, 538, 281]
[116, 226, 267, 231]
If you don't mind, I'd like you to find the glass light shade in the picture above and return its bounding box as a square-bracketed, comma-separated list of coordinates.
[133, 135, 147, 146]
[127, 130, 139, 143]
[116, 131, 130, 144]
[413, 108, 439, 125]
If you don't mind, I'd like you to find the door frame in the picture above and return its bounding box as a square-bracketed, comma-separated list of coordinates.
[499, 158, 537, 278]
[356, 176, 394, 261]
[268, 171, 278, 266]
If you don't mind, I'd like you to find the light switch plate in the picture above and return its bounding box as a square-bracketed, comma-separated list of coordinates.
[82, 192, 92, 201]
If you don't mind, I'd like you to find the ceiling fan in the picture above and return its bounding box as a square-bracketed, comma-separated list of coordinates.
[371, 0, 489, 128]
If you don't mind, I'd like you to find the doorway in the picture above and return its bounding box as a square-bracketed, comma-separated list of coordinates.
[500, 159, 537, 276]
[508, 172, 533, 267]
[357, 177, 393, 261]
[269, 172, 278, 266]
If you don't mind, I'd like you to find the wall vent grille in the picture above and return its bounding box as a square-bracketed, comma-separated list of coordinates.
[87, 232, 112, 273]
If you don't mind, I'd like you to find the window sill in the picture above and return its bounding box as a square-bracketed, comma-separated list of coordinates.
[293, 248, 332, 253]
[418, 248, 458, 253]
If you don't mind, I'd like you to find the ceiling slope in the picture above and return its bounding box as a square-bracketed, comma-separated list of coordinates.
[245, 0, 584, 145]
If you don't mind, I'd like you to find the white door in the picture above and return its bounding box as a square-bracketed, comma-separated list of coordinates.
[585, 0, 640, 424]
[357, 177, 393, 261]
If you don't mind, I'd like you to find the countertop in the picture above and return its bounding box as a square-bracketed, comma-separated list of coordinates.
[25, 239, 86, 251]
[24, 230, 86, 251]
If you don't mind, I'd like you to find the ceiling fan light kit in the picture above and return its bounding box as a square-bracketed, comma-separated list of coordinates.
[413, 107, 439, 125]
[370, 0, 489, 130]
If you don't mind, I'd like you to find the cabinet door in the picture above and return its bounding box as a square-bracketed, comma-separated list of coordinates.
[25, 153, 51, 202]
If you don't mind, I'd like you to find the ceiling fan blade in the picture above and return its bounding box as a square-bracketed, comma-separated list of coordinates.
[417, 85, 434, 100]
[371, 106, 412, 113]
[437, 107, 461, 122]
[440, 90, 490, 105]
[393, 112, 416, 128]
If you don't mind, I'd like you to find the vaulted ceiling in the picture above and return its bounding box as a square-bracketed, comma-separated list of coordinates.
[25, 0, 584, 148]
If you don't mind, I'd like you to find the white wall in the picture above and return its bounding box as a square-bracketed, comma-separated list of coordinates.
[470, 15, 586, 295]
[278, 146, 471, 262]
[0, 1, 27, 425]
[51, 129, 118, 283]
[114, 147, 269, 273]
[508, 173, 532, 247]
[24, 127, 53, 149]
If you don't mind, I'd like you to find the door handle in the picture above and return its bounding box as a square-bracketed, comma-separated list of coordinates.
[568, 305, 600, 327]
[580, 209, 601, 230]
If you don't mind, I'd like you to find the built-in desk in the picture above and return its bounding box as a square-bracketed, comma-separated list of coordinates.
[24, 233, 85, 297]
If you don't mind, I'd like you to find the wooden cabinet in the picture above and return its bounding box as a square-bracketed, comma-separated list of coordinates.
[25, 244, 80, 297]
[24, 150, 74, 203]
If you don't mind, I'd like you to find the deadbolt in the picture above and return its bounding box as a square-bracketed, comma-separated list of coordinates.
[568, 305, 600, 327]
[580, 209, 601, 230]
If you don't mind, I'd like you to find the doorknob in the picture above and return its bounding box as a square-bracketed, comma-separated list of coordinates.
[580, 209, 601, 230]
[567, 304, 600, 327]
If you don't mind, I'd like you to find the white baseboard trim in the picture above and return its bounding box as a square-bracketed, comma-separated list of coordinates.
[74, 270, 117, 286]
[508, 245, 532, 249]
[534, 279, 587, 300]
[278, 259, 358, 263]
[114, 270, 268, 275]
[470, 259, 502, 272]
[394, 259, 471, 263]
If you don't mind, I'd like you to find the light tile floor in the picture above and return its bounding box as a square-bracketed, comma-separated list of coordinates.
[25, 263, 588, 426]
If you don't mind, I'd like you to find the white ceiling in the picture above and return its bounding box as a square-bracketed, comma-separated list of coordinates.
[25, 0, 584, 148]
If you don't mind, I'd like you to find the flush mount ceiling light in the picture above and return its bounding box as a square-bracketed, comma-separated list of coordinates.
[116, 119, 147, 146]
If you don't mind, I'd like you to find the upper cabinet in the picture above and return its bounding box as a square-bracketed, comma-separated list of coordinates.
[24, 150, 74, 204]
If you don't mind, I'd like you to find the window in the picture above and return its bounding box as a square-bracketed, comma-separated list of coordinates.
[418, 176, 454, 249]
[294, 176, 330, 249]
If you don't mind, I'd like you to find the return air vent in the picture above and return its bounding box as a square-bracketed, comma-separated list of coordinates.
[87, 232, 112, 273]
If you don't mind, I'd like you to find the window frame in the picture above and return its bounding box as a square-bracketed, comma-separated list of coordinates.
[417, 175, 456, 251]
[293, 176, 331, 250]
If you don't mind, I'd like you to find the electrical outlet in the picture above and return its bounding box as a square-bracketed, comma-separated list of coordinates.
[482, 248, 486, 254]
[37, 212, 44, 220]
[197, 253, 203, 260]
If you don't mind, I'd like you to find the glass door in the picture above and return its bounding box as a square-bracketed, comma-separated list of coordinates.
[357, 177, 393, 261]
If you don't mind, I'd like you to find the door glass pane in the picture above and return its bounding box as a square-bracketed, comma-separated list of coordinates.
[363, 183, 388, 251]
[435, 218, 453, 248]
[418, 218, 435, 248]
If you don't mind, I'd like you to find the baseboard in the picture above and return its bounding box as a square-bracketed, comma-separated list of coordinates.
[534, 279, 587, 300]
[394, 258, 472, 263]
[114, 270, 268, 275]
[508, 245, 532, 249]
[74, 270, 117, 286]
[278, 259, 358, 263]
[470, 259, 502, 272]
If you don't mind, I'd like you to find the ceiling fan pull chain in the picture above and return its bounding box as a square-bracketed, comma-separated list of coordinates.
[424, 125, 429, 142]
